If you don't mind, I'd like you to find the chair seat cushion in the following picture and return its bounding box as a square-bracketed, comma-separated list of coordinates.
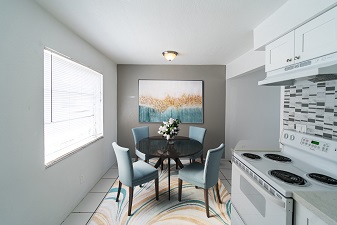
[178, 162, 206, 188]
[132, 161, 158, 186]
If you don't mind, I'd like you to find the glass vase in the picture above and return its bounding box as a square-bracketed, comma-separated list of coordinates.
[168, 136, 175, 144]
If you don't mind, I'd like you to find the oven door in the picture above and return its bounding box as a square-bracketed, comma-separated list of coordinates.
[231, 204, 246, 225]
[231, 162, 293, 225]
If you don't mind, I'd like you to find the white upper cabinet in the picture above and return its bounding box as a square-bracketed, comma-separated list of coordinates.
[265, 31, 294, 72]
[295, 6, 337, 63]
[265, 6, 337, 72]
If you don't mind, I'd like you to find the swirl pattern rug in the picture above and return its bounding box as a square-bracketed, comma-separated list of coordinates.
[88, 165, 231, 225]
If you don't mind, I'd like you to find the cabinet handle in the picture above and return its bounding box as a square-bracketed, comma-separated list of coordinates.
[294, 56, 300, 60]
[286, 58, 292, 62]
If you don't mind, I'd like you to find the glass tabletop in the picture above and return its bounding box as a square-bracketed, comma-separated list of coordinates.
[136, 136, 203, 158]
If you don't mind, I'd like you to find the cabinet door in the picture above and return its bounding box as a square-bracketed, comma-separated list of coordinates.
[294, 202, 328, 225]
[265, 31, 294, 72]
[295, 6, 337, 62]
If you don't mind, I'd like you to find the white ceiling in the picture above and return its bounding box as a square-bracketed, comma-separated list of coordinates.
[35, 0, 287, 65]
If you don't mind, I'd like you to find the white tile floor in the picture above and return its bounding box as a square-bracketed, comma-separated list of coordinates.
[60, 159, 232, 225]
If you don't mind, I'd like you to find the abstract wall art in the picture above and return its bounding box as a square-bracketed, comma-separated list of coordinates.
[138, 80, 203, 123]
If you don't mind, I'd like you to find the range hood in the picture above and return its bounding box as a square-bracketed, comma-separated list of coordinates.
[258, 53, 337, 86]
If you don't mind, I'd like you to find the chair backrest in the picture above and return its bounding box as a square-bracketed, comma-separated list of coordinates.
[112, 142, 134, 187]
[189, 126, 206, 144]
[132, 126, 149, 145]
[203, 143, 225, 188]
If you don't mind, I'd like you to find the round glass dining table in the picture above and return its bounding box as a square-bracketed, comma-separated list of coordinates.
[136, 136, 203, 200]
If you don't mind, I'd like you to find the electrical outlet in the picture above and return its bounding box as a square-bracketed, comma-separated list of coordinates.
[302, 125, 307, 133]
[80, 175, 85, 184]
[296, 124, 307, 133]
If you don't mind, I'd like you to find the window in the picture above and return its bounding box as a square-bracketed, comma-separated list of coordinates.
[44, 48, 103, 167]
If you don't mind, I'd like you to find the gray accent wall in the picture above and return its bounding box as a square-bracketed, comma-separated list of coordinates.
[225, 69, 281, 158]
[117, 65, 226, 157]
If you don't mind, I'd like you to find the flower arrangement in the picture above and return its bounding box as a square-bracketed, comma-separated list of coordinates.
[158, 118, 181, 140]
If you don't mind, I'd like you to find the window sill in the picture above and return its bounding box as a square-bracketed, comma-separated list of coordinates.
[45, 136, 104, 168]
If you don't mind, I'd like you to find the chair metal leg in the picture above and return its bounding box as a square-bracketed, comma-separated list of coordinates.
[155, 178, 159, 200]
[204, 189, 210, 218]
[128, 187, 133, 216]
[178, 178, 182, 201]
[116, 181, 122, 202]
[215, 182, 222, 203]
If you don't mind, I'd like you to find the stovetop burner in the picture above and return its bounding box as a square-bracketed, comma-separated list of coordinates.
[242, 153, 261, 160]
[308, 173, 337, 186]
[270, 170, 308, 186]
[264, 154, 292, 162]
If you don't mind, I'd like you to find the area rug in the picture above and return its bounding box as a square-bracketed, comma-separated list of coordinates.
[88, 165, 231, 225]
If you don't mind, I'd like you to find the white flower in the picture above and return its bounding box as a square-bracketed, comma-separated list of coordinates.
[159, 125, 166, 132]
[158, 118, 181, 139]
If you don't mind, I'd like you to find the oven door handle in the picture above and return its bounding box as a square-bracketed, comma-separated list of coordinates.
[234, 163, 286, 208]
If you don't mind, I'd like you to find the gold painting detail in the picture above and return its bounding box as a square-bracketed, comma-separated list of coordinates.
[139, 94, 202, 113]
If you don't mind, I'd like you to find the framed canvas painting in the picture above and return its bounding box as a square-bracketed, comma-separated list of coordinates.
[138, 80, 203, 123]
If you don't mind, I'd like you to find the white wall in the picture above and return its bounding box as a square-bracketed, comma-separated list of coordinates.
[225, 69, 281, 158]
[0, 1, 117, 225]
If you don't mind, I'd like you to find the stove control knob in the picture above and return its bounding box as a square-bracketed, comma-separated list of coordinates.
[284, 133, 289, 139]
[290, 135, 295, 140]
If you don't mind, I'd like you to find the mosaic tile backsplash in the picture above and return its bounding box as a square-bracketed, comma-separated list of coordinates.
[283, 80, 337, 140]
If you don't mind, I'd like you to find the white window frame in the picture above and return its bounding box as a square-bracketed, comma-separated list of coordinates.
[44, 48, 103, 167]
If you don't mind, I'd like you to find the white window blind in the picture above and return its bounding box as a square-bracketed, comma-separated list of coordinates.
[44, 49, 103, 167]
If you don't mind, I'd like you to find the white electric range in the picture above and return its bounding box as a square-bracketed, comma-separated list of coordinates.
[231, 130, 337, 225]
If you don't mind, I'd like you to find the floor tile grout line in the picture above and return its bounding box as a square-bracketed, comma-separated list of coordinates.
[85, 189, 111, 225]
[85, 175, 119, 224]
[63, 166, 117, 224]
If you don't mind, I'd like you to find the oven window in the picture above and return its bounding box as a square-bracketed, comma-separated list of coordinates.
[240, 175, 266, 217]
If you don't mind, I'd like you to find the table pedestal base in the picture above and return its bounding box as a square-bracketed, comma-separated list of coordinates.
[154, 157, 184, 200]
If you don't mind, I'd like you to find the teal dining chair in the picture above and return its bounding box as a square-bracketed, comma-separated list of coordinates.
[178, 143, 225, 218]
[188, 126, 207, 164]
[132, 126, 155, 163]
[112, 142, 159, 216]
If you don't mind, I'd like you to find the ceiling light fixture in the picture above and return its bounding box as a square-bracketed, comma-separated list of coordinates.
[162, 51, 178, 61]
